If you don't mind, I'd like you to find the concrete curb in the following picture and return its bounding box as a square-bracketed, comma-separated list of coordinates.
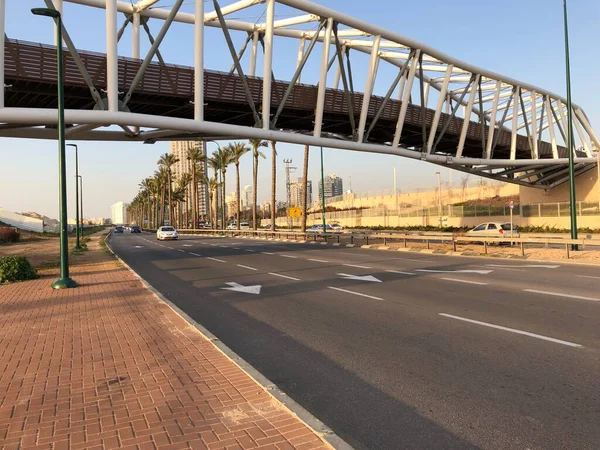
[105, 233, 352, 450]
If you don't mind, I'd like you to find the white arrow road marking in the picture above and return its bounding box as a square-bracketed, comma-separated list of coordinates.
[439, 313, 582, 348]
[337, 273, 382, 283]
[221, 282, 261, 295]
[416, 269, 493, 274]
[486, 264, 560, 269]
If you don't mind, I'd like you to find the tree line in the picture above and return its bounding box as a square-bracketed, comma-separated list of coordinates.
[128, 141, 312, 232]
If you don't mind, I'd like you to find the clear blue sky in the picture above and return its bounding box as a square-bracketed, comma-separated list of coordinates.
[1, 0, 598, 219]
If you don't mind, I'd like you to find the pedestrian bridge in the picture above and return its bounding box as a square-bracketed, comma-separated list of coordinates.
[1, 0, 598, 188]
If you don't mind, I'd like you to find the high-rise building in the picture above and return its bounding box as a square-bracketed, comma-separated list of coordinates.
[318, 174, 343, 200]
[111, 201, 129, 225]
[226, 192, 237, 220]
[290, 178, 312, 207]
[170, 140, 207, 218]
[243, 185, 253, 210]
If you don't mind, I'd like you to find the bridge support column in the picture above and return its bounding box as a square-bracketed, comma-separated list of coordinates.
[194, 0, 204, 121]
[261, 0, 275, 130]
[106, 0, 118, 112]
[314, 17, 333, 137]
[0, 0, 4, 108]
[249, 31, 258, 77]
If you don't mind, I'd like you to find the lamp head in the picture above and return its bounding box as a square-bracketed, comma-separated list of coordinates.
[31, 8, 61, 19]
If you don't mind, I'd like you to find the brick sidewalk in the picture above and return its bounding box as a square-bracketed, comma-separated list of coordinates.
[0, 236, 332, 450]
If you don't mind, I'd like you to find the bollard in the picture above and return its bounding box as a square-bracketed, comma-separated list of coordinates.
[313, 234, 316, 242]
[404, 238, 407, 248]
[484, 241, 488, 254]
[384, 237, 387, 246]
[366, 236, 369, 245]
[337, 235, 340, 244]
[520, 241, 525, 257]
[351, 235, 354, 244]
[453, 240, 457, 252]
[566, 243, 570, 259]
[427, 239, 430, 250]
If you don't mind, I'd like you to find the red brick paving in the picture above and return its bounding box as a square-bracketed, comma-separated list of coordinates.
[0, 237, 331, 449]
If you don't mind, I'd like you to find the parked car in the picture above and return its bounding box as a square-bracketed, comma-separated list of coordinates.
[328, 222, 344, 232]
[466, 222, 520, 238]
[226, 222, 237, 230]
[130, 226, 141, 233]
[114, 226, 124, 233]
[240, 222, 250, 230]
[264, 224, 279, 231]
[156, 226, 179, 240]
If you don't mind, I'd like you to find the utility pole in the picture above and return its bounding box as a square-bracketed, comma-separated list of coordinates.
[435, 171, 442, 227]
[283, 159, 296, 228]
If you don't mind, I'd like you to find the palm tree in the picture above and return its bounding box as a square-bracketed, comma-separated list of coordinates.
[177, 173, 192, 228]
[207, 154, 221, 228]
[217, 147, 234, 229]
[249, 138, 268, 229]
[301, 145, 310, 232]
[201, 174, 220, 229]
[149, 175, 160, 228]
[155, 167, 169, 226]
[157, 153, 179, 227]
[270, 140, 277, 232]
[229, 142, 251, 230]
[139, 177, 152, 229]
[186, 144, 205, 229]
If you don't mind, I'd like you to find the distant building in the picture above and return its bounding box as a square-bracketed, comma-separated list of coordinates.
[170, 140, 208, 218]
[290, 178, 312, 207]
[243, 185, 253, 210]
[111, 201, 129, 225]
[318, 174, 343, 200]
[226, 192, 237, 220]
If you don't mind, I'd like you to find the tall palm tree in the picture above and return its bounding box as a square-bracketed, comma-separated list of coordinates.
[177, 173, 192, 228]
[217, 147, 234, 229]
[149, 175, 160, 228]
[157, 153, 179, 227]
[229, 142, 251, 230]
[201, 174, 220, 229]
[270, 140, 277, 232]
[154, 168, 168, 226]
[301, 145, 310, 232]
[139, 177, 152, 229]
[186, 144, 205, 229]
[207, 154, 221, 228]
[249, 138, 268, 229]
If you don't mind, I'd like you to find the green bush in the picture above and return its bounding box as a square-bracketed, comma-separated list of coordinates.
[0, 256, 40, 283]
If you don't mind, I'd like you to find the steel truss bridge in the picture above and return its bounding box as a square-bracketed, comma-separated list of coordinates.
[1, 0, 598, 188]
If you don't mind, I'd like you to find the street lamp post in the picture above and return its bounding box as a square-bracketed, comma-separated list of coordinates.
[78, 175, 84, 238]
[67, 144, 82, 250]
[320, 147, 326, 234]
[435, 171, 442, 226]
[563, 0, 578, 250]
[32, 7, 76, 289]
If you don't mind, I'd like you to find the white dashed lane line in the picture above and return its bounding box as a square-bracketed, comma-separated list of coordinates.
[189, 252, 202, 257]
[386, 270, 415, 276]
[308, 259, 329, 263]
[440, 278, 488, 286]
[269, 273, 301, 281]
[207, 257, 226, 263]
[343, 264, 372, 269]
[328, 287, 384, 301]
[524, 289, 600, 302]
[281, 255, 298, 259]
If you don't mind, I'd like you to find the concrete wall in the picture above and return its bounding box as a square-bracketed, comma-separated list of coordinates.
[520, 167, 599, 204]
[0, 208, 44, 233]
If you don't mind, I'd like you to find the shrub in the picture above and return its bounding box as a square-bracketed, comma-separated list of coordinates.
[0, 227, 20, 243]
[0, 256, 40, 283]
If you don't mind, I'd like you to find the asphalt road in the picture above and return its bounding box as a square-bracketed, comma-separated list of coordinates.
[110, 232, 600, 450]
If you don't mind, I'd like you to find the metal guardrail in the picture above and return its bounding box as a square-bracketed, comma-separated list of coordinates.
[172, 228, 600, 259]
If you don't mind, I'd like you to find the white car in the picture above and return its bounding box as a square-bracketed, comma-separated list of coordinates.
[466, 222, 519, 238]
[226, 223, 237, 230]
[328, 222, 344, 232]
[156, 226, 179, 240]
[240, 222, 250, 230]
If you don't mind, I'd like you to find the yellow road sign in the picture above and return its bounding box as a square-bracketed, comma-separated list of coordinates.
[288, 207, 303, 218]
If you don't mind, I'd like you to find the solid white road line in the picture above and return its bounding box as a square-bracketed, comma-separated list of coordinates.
[261, 252, 275, 255]
[269, 272, 301, 281]
[523, 289, 600, 302]
[220, 246, 229, 248]
[385, 270, 415, 275]
[281, 255, 298, 259]
[207, 257, 226, 263]
[308, 259, 329, 263]
[237, 264, 258, 271]
[233, 247, 241, 250]
[439, 313, 582, 348]
[576, 275, 600, 280]
[189, 252, 202, 257]
[245, 249, 256, 252]
[328, 286, 384, 301]
[440, 278, 488, 286]
[343, 264, 372, 269]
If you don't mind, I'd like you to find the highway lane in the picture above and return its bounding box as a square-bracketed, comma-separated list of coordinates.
[110, 232, 600, 450]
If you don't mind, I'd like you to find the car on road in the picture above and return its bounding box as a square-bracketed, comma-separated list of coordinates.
[466, 222, 520, 239]
[240, 222, 250, 230]
[328, 222, 344, 232]
[130, 226, 141, 233]
[156, 226, 178, 240]
[226, 222, 237, 230]
[114, 226, 124, 233]
[307, 224, 334, 233]
[264, 224, 279, 231]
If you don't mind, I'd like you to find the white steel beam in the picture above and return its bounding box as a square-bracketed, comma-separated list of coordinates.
[574, 108, 600, 155]
[53, 0, 63, 46]
[529, 90, 538, 159]
[194, 0, 204, 121]
[106, 0, 118, 112]
[510, 88, 519, 160]
[485, 81, 501, 159]
[295, 36, 305, 84]
[313, 17, 332, 137]
[274, 14, 317, 28]
[249, 31, 258, 76]
[573, 115, 590, 157]
[261, 0, 274, 130]
[356, 35, 380, 143]
[205, 0, 263, 22]
[426, 64, 453, 153]
[392, 49, 420, 148]
[133, 0, 159, 12]
[132, 13, 140, 59]
[456, 74, 480, 158]
[545, 96, 558, 159]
